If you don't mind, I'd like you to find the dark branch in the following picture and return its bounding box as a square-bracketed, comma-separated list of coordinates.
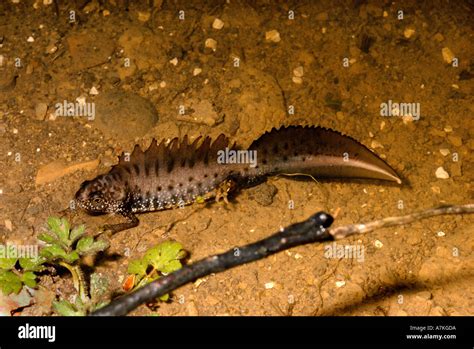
[91, 211, 334, 316]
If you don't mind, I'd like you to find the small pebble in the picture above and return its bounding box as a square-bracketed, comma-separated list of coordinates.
[265, 30, 281, 43]
[27, 36, 35, 42]
[205, 38, 217, 51]
[441, 47, 455, 64]
[431, 186, 441, 194]
[4, 219, 12, 232]
[380, 121, 385, 130]
[294, 253, 303, 259]
[404, 27, 415, 39]
[193, 67, 202, 76]
[436, 231, 446, 237]
[448, 135, 462, 147]
[89, 86, 99, 95]
[159, 81, 166, 88]
[374, 240, 383, 248]
[335, 281, 346, 288]
[264, 282, 275, 289]
[370, 140, 384, 149]
[402, 115, 415, 124]
[46, 43, 58, 54]
[416, 291, 433, 300]
[293, 66, 304, 77]
[444, 125, 453, 132]
[212, 18, 224, 30]
[292, 76, 303, 84]
[137, 11, 151, 22]
[76, 96, 86, 105]
[35, 102, 48, 120]
[102, 9, 110, 16]
[435, 167, 449, 179]
[148, 82, 158, 91]
[433, 33, 444, 42]
[439, 149, 450, 156]
[169, 57, 178, 66]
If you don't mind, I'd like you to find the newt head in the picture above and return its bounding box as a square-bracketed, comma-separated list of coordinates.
[74, 174, 128, 215]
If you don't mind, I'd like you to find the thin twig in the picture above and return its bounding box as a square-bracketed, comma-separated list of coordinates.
[329, 203, 474, 240]
[91, 203, 474, 316]
[91, 211, 334, 316]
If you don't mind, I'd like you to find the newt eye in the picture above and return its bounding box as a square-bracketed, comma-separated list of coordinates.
[92, 197, 102, 205]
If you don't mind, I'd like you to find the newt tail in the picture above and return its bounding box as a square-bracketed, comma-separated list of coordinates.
[74, 125, 402, 233]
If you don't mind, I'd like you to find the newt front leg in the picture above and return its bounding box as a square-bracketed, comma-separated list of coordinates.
[102, 213, 139, 234]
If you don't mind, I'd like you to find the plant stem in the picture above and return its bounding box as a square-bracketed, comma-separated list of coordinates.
[58, 261, 88, 304]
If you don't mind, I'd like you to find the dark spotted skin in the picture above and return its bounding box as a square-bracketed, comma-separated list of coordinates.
[74, 126, 401, 233]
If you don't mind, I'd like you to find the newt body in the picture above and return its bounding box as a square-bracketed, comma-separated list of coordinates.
[75, 126, 401, 232]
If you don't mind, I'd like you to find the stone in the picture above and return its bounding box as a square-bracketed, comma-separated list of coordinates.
[176, 99, 222, 127]
[0, 69, 17, 92]
[212, 18, 224, 30]
[435, 167, 449, 179]
[67, 31, 114, 70]
[441, 47, 455, 64]
[36, 159, 99, 185]
[205, 38, 217, 51]
[447, 135, 462, 147]
[265, 30, 281, 43]
[439, 149, 450, 156]
[246, 182, 277, 206]
[292, 76, 303, 84]
[293, 66, 304, 77]
[94, 91, 158, 140]
[370, 140, 384, 149]
[433, 33, 444, 42]
[137, 11, 151, 22]
[404, 27, 415, 39]
[34, 103, 48, 120]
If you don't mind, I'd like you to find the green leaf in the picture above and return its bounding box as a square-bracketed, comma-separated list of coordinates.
[53, 300, 84, 316]
[127, 259, 147, 277]
[144, 241, 185, 273]
[76, 236, 93, 253]
[40, 244, 67, 260]
[37, 232, 57, 244]
[47, 217, 70, 244]
[0, 257, 18, 270]
[21, 271, 37, 288]
[47, 217, 62, 236]
[70, 225, 85, 243]
[0, 270, 23, 295]
[19, 257, 46, 271]
[85, 240, 109, 254]
[64, 251, 80, 264]
[159, 293, 169, 302]
[160, 259, 182, 274]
